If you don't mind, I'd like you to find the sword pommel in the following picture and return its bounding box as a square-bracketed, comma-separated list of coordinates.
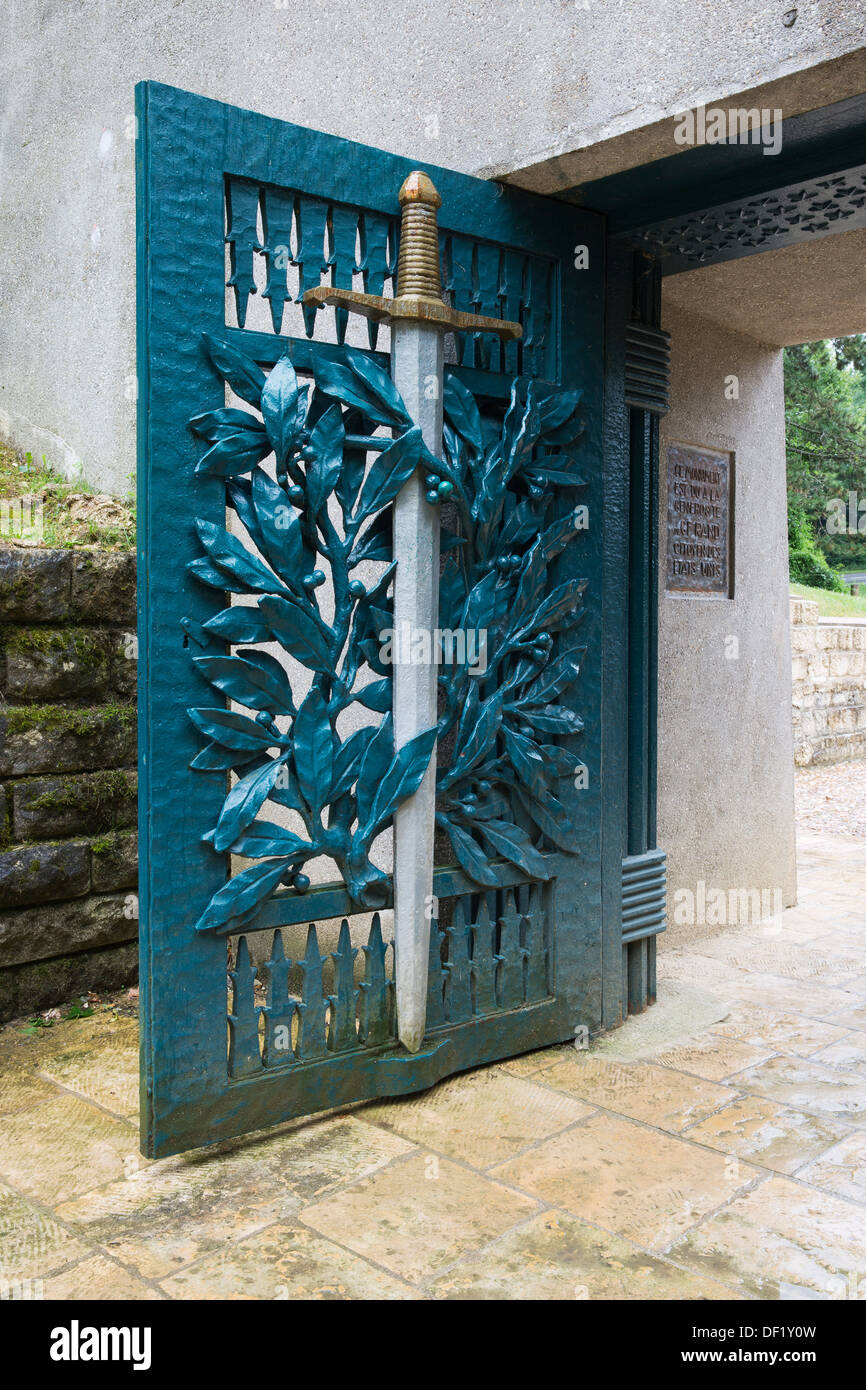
[398, 170, 442, 209]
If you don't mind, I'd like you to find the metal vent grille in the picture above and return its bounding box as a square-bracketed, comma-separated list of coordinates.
[621, 848, 666, 1015]
[621, 848, 667, 944]
[625, 323, 671, 415]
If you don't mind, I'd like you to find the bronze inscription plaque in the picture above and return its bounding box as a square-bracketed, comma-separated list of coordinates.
[665, 443, 733, 596]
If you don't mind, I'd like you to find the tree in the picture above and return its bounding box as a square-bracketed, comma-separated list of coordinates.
[785, 337, 866, 584]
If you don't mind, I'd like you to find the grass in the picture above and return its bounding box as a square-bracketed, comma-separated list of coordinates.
[0, 443, 135, 550]
[790, 581, 866, 617]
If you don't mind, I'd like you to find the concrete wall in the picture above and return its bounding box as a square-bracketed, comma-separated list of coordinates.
[2, 2, 866, 492]
[791, 598, 866, 766]
[657, 302, 797, 944]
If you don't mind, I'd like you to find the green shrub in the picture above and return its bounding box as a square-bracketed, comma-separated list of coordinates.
[788, 501, 845, 592]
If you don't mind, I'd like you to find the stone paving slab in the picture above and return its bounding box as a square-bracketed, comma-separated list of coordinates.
[796, 759, 866, 839]
[823, 1001, 866, 1032]
[0, 823, 864, 1300]
[159, 1223, 419, 1301]
[361, 1067, 594, 1168]
[538, 1054, 737, 1134]
[684, 935, 864, 988]
[492, 1111, 761, 1251]
[0, 1065, 59, 1118]
[708, 1006, 851, 1057]
[0, 1182, 88, 1283]
[37, 1028, 140, 1118]
[667, 1174, 866, 1299]
[54, 1116, 412, 1281]
[427, 1210, 738, 1301]
[797, 1132, 866, 1204]
[681, 1096, 853, 1174]
[730, 1055, 866, 1126]
[586, 979, 729, 1062]
[302, 1153, 540, 1285]
[811, 1032, 866, 1077]
[651, 1034, 775, 1082]
[42, 1255, 165, 1301]
[0, 1092, 139, 1206]
[497, 1045, 570, 1078]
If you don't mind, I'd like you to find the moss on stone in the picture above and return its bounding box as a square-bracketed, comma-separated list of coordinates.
[4, 571, 41, 606]
[4, 703, 135, 738]
[91, 831, 120, 856]
[27, 770, 135, 818]
[26, 959, 62, 984]
[4, 626, 56, 656]
[4, 628, 115, 693]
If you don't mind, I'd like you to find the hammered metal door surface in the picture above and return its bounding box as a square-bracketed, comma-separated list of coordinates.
[136, 81, 609, 1157]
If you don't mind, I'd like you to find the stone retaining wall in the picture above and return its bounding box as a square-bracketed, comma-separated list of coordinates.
[0, 545, 138, 1021]
[791, 598, 866, 767]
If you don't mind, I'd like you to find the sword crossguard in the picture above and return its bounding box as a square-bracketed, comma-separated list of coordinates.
[303, 171, 522, 343]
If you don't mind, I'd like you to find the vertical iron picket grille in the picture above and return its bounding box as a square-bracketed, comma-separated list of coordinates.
[224, 883, 555, 1079]
[223, 173, 558, 380]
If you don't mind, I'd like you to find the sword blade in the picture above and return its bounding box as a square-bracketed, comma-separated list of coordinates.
[390, 321, 443, 1052]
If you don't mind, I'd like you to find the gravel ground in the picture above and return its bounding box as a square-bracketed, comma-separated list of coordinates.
[795, 757, 866, 838]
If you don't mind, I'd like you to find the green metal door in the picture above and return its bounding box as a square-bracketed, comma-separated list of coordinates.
[136, 81, 647, 1159]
